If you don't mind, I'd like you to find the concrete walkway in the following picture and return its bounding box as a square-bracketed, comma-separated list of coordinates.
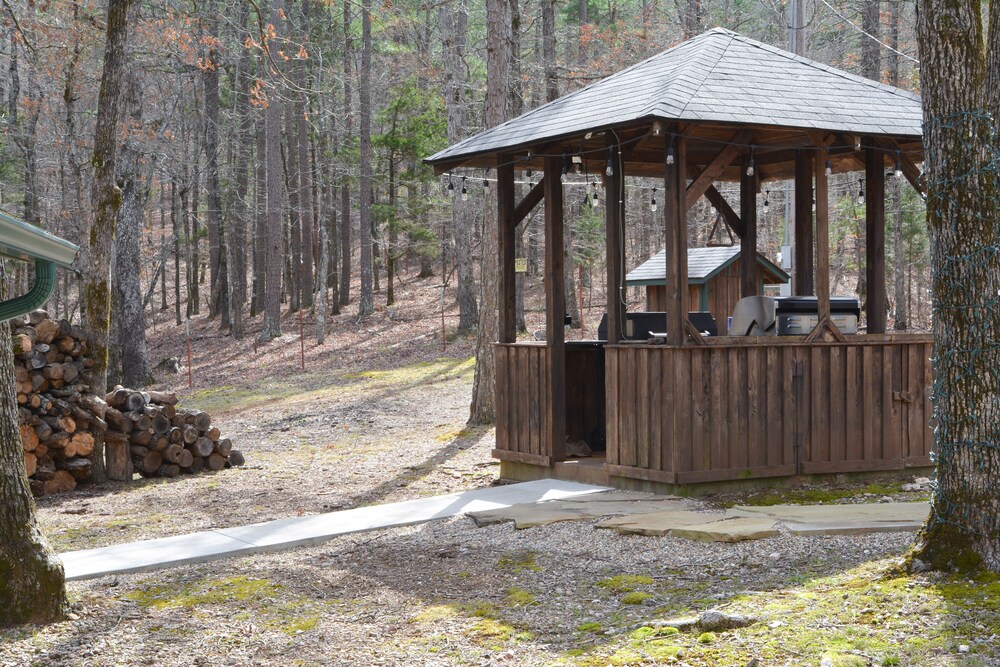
[60, 480, 609, 582]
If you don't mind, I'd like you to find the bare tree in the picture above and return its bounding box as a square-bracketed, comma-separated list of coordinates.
[260, 0, 285, 340]
[357, 0, 374, 317]
[82, 0, 136, 482]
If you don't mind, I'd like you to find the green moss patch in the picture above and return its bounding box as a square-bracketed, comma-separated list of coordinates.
[596, 574, 654, 593]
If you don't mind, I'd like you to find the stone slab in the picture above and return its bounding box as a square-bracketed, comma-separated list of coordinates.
[785, 520, 922, 536]
[595, 509, 726, 536]
[61, 479, 609, 581]
[469, 497, 689, 529]
[730, 502, 930, 525]
[670, 517, 779, 542]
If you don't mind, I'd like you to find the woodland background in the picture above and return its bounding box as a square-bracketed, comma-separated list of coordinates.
[0, 0, 928, 389]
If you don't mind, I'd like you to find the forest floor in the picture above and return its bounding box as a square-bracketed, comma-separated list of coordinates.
[1, 271, 997, 667]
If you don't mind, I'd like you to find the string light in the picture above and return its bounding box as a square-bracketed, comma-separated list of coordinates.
[763, 190, 770, 213]
[746, 146, 755, 177]
[447, 173, 455, 197]
[525, 153, 532, 179]
[650, 188, 658, 212]
[812, 188, 816, 212]
[857, 178, 865, 205]
[561, 154, 570, 176]
[482, 169, 490, 191]
[461, 176, 468, 201]
[606, 146, 615, 177]
[826, 160, 833, 177]
[666, 145, 675, 166]
[895, 151, 903, 179]
[591, 181, 599, 208]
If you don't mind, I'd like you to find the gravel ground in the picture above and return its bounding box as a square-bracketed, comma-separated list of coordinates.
[1, 292, 996, 666]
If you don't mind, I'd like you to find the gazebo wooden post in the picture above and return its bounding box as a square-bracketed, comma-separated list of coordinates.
[865, 146, 887, 333]
[814, 148, 831, 322]
[793, 152, 814, 295]
[740, 157, 759, 298]
[663, 133, 688, 344]
[497, 157, 517, 343]
[605, 136, 624, 343]
[543, 155, 566, 461]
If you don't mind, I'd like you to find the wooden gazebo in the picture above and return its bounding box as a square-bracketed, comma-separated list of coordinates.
[427, 28, 933, 491]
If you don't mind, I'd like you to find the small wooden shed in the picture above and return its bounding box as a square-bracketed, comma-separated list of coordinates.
[426, 28, 932, 492]
[626, 246, 789, 327]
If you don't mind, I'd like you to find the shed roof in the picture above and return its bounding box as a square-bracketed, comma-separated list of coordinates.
[426, 28, 922, 167]
[625, 245, 790, 286]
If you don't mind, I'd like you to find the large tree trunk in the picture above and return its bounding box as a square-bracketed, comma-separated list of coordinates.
[251, 116, 266, 317]
[913, 0, 1000, 571]
[260, 0, 284, 340]
[83, 0, 135, 482]
[441, 0, 478, 332]
[113, 66, 151, 389]
[357, 0, 374, 318]
[0, 311, 67, 626]
[470, 0, 517, 424]
[295, 8, 314, 309]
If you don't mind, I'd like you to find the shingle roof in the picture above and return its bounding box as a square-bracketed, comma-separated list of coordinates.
[625, 245, 790, 285]
[426, 28, 922, 166]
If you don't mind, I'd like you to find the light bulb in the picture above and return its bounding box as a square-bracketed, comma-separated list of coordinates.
[895, 158, 903, 178]
[461, 188, 468, 201]
[746, 158, 754, 177]
[666, 147, 675, 165]
[591, 191, 598, 207]
[763, 200, 770, 213]
[483, 178, 489, 191]
[606, 160, 614, 177]
[825, 160, 832, 177]
[447, 181, 455, 197]
[650, 188, 658, 212]
[858, 192, 866, 205]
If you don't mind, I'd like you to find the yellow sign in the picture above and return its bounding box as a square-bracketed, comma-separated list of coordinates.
[514, 258, 528, 273]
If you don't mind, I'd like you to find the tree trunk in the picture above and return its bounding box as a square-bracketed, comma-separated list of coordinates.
[888, 0, 907, 331]
[285, 99, 303, 312]
[339, 0, 353, 308]
[0, 313, 67, 626]
[295, 10, 314, 309]
[470, 0, 516, 424]
[261, 0, 285, 340]
[83, 0, 135, 482]
[226, 1, 251, 339]
[441, 0, 478, 332]
[203, 0, 228, 325]
[317, 226, 329, 343]
[252, 116, 266, 317]
[113, 66, 150, 389]
[172, 178, 182, 325]
[357, 0, 374, 318]
[913, 0, 1000, 571]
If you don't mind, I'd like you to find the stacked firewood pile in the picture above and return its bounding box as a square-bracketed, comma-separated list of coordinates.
[104, 387, 244, 478]
[12, 310, 243, 497]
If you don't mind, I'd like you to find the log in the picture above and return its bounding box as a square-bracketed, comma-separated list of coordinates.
[79, 394, 108, 419]
[43, 364, 65, 381]
[215, 438, 233, 457]
[151, 435, 170, 451]
[12, 333, 32, 355]
[105, 387, 129, 408]
[106, 432, 133, 481]
[16, 325, 37, 344]
[34, 318, 61, 344]
[42, 470, 76, 495]
[157, 463, 181, 478]
[56, 336, 76, 354]
[168, 427, 183, 444]
[130, 429, 153, 446]
[60, 457, 92, 481]
[62, 363, 79, 383]
[105, 407, 131, 432]
[147, 390, 178, 405]
[161, 403, 177, 419]
[153, 413, 171, 435]
[181, 425, 199, 445]
[125, 391, 147, 412]
[193, 436, 214, 458]
[207, 453, 226, 471]
[24, 451, 36, 477]
[129, 411, 152, 431]
[70, 432, 95, 457]
[139, 450, 163, 476]
[206, 426, 221, 441]
[130, 445, 149, 458]
[164, 443, 185, 464]
[178, 448, 193, 468]
[193, 411, 211, 431]
[228, 450, 246, 467]
[20, 424, 39, 452]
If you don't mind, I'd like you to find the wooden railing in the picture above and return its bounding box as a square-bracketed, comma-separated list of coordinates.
[605, 335, 934, 484]
[494, 343, 552, 466]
